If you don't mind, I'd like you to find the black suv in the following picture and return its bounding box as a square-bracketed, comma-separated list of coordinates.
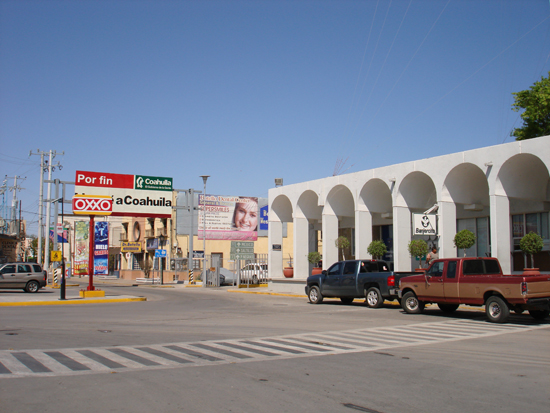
[0, 262, 47, 293]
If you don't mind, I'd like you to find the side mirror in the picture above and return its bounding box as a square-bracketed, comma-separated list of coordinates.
[322, 270, 327, 276]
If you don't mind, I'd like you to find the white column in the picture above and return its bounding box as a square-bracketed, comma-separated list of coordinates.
[293, 216, 309, 279]
[490, 194, 511, 274]
[438, 201, 456, 259]
[268, 220, 284, 278]
[393, 206, 411, 271]
[322, 213, 339, 269]
[355, 209, 372, 259]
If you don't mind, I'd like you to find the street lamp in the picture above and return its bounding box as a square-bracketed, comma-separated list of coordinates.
[52, 197, 65, 300]
[200, 175, 209, 288]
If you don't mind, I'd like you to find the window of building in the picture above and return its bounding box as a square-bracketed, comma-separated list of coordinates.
[511, 212, 549, 251]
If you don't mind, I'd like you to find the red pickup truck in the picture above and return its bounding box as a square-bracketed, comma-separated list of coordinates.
[398, 257, 550, 323]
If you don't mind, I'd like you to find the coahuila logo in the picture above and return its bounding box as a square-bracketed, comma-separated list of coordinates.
[135, 175, 172, 191]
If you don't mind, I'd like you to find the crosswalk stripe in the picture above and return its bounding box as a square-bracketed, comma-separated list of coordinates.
[0, 319, 547, 378]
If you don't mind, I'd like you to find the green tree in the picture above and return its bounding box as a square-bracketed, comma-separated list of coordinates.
[335, 236, 350, 261]
[519, 232, 544, 268]
[367, 240, 387, 260]
[454, 229, 476, 257]
[408, 239, 428, 268]
[511, 71, 550, 141]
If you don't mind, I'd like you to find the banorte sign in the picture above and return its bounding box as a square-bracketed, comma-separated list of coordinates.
[72, 195, 113, 216]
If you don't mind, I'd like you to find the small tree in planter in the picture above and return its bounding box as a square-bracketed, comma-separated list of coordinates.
[408, 239, 428, 269]
[520, 232, 544, 269]
[308, 251, 322, 275]
[307, 251, 322, 267]
[335, 236, 350, 261]
[454, 229, 476, 257]
[367, 240, 387, 260]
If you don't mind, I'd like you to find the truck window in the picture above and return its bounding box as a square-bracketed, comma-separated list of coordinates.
[426, 261, 444, 277]
[327, 263, 342, 276]
[446, 261, 457, 279]
[343, 261, 357, 275]
[463, 260, 484, 275]
[359, 262, 369, 273]
[483, 260, 501, 274]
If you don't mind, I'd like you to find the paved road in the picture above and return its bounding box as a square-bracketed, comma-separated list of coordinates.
[1, 283, 549, 413]
[1, 319, 544, 379]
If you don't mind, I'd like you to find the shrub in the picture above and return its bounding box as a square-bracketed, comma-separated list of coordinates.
[335, 236, 350, 261]
[408, 239, 428, 268]
[307, 251, 322, 266]
[454, 230, 476, 257]
[519, 232, 544, 268]
[367, 240, 387, 260]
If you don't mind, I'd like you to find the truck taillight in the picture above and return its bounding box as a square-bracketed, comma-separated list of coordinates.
[521, 282, 527, 295]
[388, 275, 395, 287]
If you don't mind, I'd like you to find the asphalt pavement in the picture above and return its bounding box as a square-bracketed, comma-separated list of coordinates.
[0, 276, 309, 307]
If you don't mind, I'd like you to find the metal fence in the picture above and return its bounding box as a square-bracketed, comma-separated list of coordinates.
[204, 253, 268, 287]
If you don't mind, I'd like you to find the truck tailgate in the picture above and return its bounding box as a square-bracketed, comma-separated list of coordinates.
[525, 276, 550, 298]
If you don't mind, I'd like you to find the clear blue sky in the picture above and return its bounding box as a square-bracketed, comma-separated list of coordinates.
[1, 0, 549, 235]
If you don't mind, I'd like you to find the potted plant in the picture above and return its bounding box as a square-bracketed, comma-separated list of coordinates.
[308, 251, 323, 275]
[408, 239, 428, 270]
[335, 236, 350, 261]
[283, 254, 294, 278]
[520, 231, 543, 275]
[454, 229, 476, 257]
[367, 240, 387, 260]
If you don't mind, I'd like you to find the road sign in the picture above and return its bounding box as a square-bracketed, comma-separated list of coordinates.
[232, 241, 254, 248]
[230, 253, 255, 260]
[155, 249, 167, 258]
[51, 251, 62, 262]
[230, 247, 255, 254]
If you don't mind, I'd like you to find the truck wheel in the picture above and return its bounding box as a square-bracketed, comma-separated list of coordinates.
[25, 280, 40, 293]
[340, 297, 354, 305]
[528, 310, 550, 320]
[365, 287, 383, 308]
[485, 296, 510, 323]
[401, 291, 424, 314]
[308, 286, 323, 304]
[438, 304, 459, 313]
[252, 274, 259, 285]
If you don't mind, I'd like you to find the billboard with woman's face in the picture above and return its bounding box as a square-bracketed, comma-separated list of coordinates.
[198, 195, 258, 241]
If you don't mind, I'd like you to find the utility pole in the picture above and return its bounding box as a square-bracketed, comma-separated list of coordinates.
[30, 150, 48, 264]
[6, 175, 25, 235]
[42, 150, 63, 275]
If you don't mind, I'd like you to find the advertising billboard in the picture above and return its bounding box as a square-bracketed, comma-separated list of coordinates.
[73, 221, 89, 276]
[74, 171, 173, 218]
[94, 221, 109, 275]
[198, 195, 258, 241]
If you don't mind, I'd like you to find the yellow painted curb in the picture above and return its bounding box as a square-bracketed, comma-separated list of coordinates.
[0, 297, 147, 306]
[80, 290, 105, 298]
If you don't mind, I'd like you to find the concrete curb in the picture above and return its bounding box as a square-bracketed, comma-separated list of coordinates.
[0, 297, 147, 307]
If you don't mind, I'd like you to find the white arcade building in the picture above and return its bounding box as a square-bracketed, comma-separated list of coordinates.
[268, 135, 550, 281]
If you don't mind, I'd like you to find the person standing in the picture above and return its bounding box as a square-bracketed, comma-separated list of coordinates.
[426, 247, 439, 267]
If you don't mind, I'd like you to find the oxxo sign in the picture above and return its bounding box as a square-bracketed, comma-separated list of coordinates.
[72, 195, 113, 215]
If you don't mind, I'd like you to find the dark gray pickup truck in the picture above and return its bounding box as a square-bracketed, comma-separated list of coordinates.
[305, 260, 415, 307]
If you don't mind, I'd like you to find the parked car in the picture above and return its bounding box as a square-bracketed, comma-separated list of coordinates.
[240, 263, 268, 285]
[0, 262, 47, 293]
[219, 268, 238, 286]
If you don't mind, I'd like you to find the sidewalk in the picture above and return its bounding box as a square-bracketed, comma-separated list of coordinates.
[0, 277, 147, 307]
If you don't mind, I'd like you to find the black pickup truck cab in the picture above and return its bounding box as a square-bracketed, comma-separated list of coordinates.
[305, 259, 415, 307]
